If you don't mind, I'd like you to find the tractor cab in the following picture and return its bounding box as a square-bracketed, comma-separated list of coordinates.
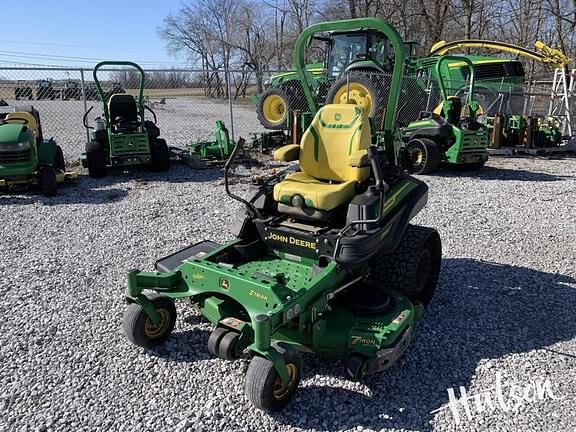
[325, 30, 392, 78]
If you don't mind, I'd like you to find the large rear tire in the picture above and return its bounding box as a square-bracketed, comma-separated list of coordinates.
[404, 138, 442, 175]
[371, 225, 442, 307]
[54, 145, 66, 172]
[86, 140, 107, 178]
[38, 165, 58, 197]
[150, 138, 170, 172]
[325, 73, 387, 128]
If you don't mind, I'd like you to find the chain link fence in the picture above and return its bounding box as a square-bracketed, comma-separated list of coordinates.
[0, 66, 568, 162]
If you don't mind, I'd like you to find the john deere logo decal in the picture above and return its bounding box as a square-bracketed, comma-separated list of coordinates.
[334, 113, 342, 121]
[127, 141, 134, 147]
[219, 278, 230, 290]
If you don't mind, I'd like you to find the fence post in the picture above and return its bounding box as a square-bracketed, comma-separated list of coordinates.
[226, 69, 235, 143]
[80, 69, 90, 143]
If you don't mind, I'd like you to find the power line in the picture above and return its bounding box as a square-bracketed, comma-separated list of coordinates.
[0, 49, 188, 66]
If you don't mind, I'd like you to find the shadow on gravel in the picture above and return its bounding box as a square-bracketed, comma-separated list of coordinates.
[435, 165, 571, 182]
[0, 186, 129, 205]
[86, 162, 253, 186]
[270, 259, 576, 431]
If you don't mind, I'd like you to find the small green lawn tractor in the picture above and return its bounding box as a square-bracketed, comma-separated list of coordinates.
[80, 61, 169, 178]
[122, 18, 442, 412]
[400, 56, 489, 174]
[0, 105, 76, 196]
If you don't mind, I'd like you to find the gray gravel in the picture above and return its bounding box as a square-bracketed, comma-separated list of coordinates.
[1, 155, 575, 432]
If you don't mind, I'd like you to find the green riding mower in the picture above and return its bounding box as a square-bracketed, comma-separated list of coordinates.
[0, 106, 76, 196]
[80, 61, 169, 178]
[122, 18, 442, 412]
[400, 56, 489, 174]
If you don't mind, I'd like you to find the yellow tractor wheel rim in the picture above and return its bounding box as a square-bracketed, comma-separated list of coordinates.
[144, 308, 171, 338]
[262, 94, 287, 124]
[412, 149, 424, 164]
[273, 363, 298, 399]
[332, 83, 373, 114]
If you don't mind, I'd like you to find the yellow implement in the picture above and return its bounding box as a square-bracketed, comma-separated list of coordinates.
[429, 40, 570, 68]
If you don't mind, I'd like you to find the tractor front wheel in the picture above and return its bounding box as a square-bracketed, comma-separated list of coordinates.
[86, 140, 107, 178]
[245, 347, 302, 411]
[257, 88, 290, 130]
[38, 165, 58, 197]
[150, 138, 170, 172]
[371, 224, 442, 308]
[123, 294, 176, 348]
[404, 138, 442, 175]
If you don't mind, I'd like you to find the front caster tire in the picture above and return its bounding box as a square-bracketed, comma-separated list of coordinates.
[208, 327, 241, 360]
[371, 224, 442, 307]
[245, 348, 302, 411]
[344, 354, 366, 382]
[123, 294, 176, 348]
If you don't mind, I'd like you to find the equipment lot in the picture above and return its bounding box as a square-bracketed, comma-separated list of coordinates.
[1, 155, 575, 431]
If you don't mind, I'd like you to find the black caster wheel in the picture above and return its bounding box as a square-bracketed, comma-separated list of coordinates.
[218, 331, 240, 360]
[123, 294, 176, 348]
[207, 327, 228, 357]
[344, 354, 366, 382]
[245, 347, 302, 411]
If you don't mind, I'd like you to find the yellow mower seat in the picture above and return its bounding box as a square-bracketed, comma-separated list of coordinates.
[6, 112, 39, 136]
[273, 104, 371, 212]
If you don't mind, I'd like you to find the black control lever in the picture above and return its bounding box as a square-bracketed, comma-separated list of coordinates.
[367, 146, 386, 190]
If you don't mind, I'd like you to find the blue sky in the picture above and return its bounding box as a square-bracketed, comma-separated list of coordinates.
[0, 0, 186, 67]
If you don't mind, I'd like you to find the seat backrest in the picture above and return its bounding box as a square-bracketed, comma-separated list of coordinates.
[109, 94, 139, 123]
[299, 104, 371, 182]
[434, 96, 462, 126]
[6, 111, 39, 139]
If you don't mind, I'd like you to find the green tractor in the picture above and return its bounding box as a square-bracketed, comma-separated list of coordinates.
[400, 56, 489, 174]
[122, 18, 442, 411]
[256, 21, 526, 131]
[80, 61, 169, 178]
[0, 106, 75, 196]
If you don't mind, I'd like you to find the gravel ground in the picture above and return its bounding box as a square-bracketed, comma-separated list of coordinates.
[0, 155, 575, 432]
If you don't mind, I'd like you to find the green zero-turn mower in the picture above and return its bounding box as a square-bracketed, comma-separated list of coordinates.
[122, 18, 442, 411]
[80, 61, 169, 178]
[400, 56, 489, 174]
[0, 106, 76, 196]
